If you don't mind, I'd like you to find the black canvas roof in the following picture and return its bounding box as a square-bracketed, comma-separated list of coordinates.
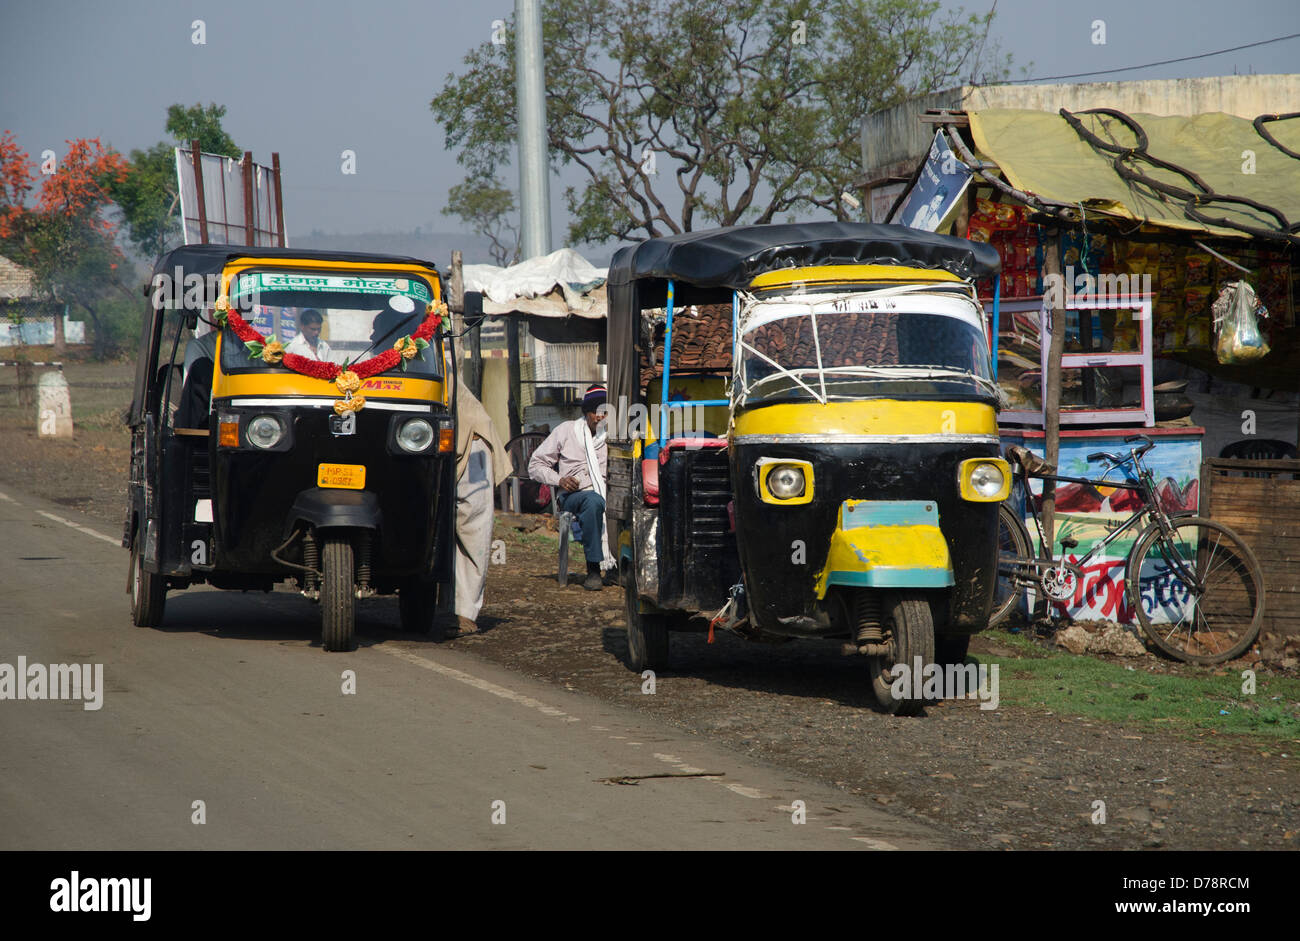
[606, 221, 1000, 291]
[150, 243, 440, 279]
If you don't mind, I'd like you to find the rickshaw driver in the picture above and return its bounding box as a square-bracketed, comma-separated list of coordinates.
[528, 384, 616, 591]
[285, 308, 332, 361]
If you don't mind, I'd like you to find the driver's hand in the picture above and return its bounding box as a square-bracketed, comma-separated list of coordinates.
[559, 476, 580, 492]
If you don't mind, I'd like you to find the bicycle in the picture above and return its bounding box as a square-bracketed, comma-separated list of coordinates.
[990, 434, 1265, 665]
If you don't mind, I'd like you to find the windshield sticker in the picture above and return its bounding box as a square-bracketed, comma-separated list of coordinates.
[232, 272, 431, 302]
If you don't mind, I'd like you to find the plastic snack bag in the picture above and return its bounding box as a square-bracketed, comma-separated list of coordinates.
[1212, 281, 1270, 364]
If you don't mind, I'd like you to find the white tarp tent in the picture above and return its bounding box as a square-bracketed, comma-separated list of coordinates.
[462, 247, 606, 318]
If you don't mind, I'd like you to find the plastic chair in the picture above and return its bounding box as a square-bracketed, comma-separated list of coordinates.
[551, 489, 579, 586]
[500, 432, 548, 512]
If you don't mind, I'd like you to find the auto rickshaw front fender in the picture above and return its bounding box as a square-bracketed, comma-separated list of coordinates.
[814, 500, 954, 599]
[287, 488, 383, 534]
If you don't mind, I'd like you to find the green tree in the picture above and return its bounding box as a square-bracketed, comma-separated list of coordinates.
[111, 103, 241, 260]
[431, 0, 1010, 247]
[0, 134, 137, 358]
[443, 173, 520, 266]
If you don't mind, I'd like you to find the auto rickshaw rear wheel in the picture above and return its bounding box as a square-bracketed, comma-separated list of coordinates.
[129, 535, 166, 628]
[398, 576, 439, 634]
[867, 592, 935, 717]
[624, 567, 669, 672]
[321, 534, 357, 652]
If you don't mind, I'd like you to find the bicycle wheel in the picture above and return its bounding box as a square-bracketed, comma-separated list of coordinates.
[989, 502, 1032, 627]
[1128, 516, 1264, 664]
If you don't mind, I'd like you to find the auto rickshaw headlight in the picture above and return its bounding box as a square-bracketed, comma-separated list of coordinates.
[769, 465, 806, 499]
[959, 458, 1011, 502]
[247, 414, 285, 450]
[397, 417, 435, 453]
[755, 458, 813, 504]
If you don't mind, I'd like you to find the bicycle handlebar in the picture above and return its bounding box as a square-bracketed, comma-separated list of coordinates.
[1086, 435, 1154, 469]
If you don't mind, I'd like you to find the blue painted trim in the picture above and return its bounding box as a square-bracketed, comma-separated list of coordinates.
[841, 500, 940, 528]
[827, 568, 955, 589]
[661, 399, 728, 407]
[732, 290, 739, 365]
[661, 279, 674, 410]
[991, 274, 1000, 381]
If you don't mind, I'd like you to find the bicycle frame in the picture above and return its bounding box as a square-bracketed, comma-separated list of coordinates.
[1010, 450, 1204, 594]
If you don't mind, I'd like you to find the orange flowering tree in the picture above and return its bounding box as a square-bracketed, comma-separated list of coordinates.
[0, 132, 134, 355]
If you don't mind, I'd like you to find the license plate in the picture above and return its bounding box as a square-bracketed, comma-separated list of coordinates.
[318, 463, 366, 489]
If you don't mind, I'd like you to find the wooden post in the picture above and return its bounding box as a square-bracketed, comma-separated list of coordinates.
[242, 151, 255, 246]
[52, 302, 65, 354]
[271, 153, 286, 247]
[1041, 229, 1065, 556]
[191, 140, 208, 243]
[506, 314, 522, 440]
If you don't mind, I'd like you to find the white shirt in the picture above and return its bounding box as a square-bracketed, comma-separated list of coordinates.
[285, 332, 333, 362]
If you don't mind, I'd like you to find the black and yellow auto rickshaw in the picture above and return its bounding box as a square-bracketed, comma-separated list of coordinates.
[124, 245, 469, 651]
[605, 223, 1007, 713]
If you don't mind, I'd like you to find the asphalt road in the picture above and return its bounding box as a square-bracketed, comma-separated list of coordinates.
[0, 484, 949, 850]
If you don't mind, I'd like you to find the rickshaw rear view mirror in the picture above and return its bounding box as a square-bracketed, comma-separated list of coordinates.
[463, 290, 484, 321]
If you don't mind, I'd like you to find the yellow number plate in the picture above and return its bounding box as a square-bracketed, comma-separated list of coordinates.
[318, 463, 366, 490]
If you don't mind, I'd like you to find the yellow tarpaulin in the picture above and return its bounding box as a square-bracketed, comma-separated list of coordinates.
[968, 109, 1300, 242]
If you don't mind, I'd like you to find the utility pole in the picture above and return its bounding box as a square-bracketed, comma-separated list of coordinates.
[515, 0, 551, 260]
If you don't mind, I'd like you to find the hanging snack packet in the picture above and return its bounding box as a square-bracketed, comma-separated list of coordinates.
[1212, 281, 1270, 364]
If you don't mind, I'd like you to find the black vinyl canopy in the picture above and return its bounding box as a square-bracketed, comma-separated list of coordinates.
[605, 223, 1000, 421]
[150, 244, 440, 283]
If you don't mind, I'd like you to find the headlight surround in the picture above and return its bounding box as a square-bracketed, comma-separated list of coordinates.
[396, 417, 435, 453]
[959, 457, 1011, 502]
[755, 458, 814, 504]
[768, 464, 806, 499]
[246, 414, 284, 450]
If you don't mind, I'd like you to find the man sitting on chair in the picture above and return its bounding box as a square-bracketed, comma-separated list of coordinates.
[528, 384, 614, 591]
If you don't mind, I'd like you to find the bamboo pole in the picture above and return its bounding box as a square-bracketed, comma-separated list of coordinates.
[1041, 229, 1065, 556]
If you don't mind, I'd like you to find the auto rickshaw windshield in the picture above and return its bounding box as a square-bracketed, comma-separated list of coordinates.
[217, 271, 441, 377]
[737, 287, 994, 405]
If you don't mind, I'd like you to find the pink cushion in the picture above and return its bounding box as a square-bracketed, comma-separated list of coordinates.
[642, 459, 659, 505]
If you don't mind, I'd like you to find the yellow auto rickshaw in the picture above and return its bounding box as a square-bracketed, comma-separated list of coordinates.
[125, 245, 472, 651]
[605, 223, 1007, 713]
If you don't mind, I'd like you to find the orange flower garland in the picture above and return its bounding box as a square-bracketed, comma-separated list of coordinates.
[213, 298, 446, 411]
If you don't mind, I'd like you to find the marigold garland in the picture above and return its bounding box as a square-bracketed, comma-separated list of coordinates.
[214, 298, 446, 412]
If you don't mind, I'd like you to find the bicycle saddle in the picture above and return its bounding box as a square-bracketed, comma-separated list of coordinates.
[1006, 445, 1056, 475]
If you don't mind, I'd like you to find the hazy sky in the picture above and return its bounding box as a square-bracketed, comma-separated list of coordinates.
[1, 0, 1297, 245]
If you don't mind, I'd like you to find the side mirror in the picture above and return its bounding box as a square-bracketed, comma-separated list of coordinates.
[463, 290, 484, 320]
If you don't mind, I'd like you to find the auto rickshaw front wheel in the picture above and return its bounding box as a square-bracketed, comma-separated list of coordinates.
[867, 592, 935, 717]
[129, 536, 166, 628]
[321, 534, 357, 652]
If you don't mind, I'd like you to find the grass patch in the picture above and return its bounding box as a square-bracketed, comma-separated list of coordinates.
[971, 637, 1300, 742]
[494, 520, 560, 553]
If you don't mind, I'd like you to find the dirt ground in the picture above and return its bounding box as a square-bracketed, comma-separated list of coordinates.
[2, 359, 1297, 850]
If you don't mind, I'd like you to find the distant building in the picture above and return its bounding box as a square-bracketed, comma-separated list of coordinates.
[0, 255, 84, 347]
